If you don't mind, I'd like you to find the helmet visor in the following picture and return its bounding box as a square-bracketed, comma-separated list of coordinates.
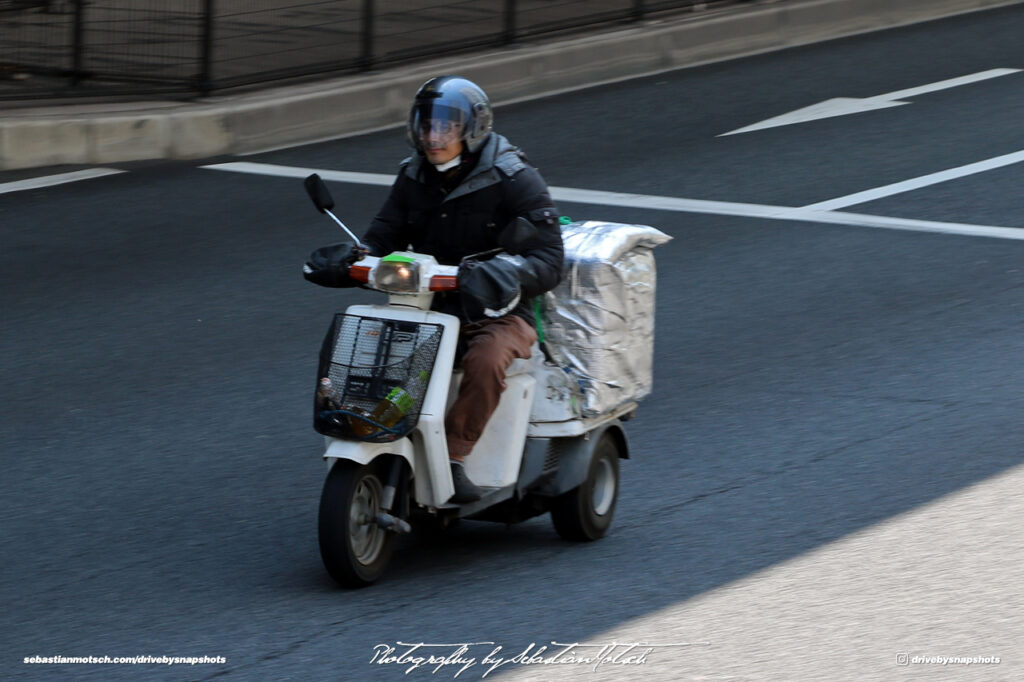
[417, 118, 464, 149]
[410, 100, 469, 150]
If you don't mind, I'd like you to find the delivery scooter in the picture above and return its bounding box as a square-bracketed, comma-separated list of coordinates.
[304, 175, 635, 588]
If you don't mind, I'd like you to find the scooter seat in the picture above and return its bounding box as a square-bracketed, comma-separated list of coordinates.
[505, 342, 543, 377]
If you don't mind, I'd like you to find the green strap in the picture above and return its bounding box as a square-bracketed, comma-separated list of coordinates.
[532, 297, 546, 344]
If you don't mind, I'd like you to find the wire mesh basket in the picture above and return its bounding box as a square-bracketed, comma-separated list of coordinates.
[314, 314, 443, 442]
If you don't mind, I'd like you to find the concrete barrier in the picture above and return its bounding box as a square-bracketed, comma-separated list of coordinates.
[1, 0, 1021, 170]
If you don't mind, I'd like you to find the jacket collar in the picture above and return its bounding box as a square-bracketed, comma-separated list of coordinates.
[404, 134, 516, 202]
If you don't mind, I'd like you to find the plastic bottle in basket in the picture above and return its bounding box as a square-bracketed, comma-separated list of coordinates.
[349, 371, 430, 437]
[317, 377, 340, 411]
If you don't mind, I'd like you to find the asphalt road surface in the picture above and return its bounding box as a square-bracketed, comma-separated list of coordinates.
[3, 5, 1024, 680]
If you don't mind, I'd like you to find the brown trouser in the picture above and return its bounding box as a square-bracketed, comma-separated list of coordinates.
[445, 315, 537, 459]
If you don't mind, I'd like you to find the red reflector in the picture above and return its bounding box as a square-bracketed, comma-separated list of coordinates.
[429, 275, 458, 291]
[349, 265, 371, 283]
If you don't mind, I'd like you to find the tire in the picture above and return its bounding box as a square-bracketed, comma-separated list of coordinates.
[318, 459, 395, 587]
[550, 431, 621, 541]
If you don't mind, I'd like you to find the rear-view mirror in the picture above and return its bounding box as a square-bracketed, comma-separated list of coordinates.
[304, 173, 335, 214]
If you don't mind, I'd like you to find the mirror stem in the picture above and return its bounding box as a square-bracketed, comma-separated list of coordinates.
[460, 247, 502, 263]
[325, 209, 364, 248]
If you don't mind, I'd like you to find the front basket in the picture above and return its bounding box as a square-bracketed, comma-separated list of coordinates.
[314, 314, 442, 442]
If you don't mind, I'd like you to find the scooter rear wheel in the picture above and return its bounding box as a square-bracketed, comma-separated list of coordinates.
[318, 459, 394, 587]
[550, 430, 621, 541]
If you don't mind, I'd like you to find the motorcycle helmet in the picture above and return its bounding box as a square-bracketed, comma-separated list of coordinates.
[407, 76, 493, 155]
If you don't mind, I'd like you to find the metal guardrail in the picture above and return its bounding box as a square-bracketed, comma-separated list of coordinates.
[0, 0, 757, 100]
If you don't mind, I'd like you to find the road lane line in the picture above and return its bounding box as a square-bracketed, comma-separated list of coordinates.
[787, 208, 1024, 241]
[202, 161, 395, 187]
[203, 161, 1024, 241]
[0, 168, 126, 194]
[802, 149, 1024, 211]
[551, 192, 1024, 241]
[546, 185, 796, 219]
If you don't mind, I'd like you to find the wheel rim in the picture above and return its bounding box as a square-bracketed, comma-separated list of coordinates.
[591, 456, 616, 516]
[348, 473, 385, 566]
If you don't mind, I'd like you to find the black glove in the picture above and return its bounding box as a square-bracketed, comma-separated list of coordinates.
[302, 241, 366, 288]
[458, 257, 522, 320]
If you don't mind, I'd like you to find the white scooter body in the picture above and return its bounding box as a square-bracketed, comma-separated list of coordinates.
[321, 302, 462, 507]
[319, 255, 542, 509]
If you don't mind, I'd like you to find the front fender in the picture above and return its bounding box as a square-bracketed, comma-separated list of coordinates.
[323, 437, 415, 471]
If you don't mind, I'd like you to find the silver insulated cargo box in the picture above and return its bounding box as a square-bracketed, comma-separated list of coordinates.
[541, 220, 672, 417]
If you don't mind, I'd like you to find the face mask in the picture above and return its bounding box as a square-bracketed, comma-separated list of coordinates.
[432, 157, 462, 172]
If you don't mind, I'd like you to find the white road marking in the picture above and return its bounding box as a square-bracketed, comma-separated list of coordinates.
[202, 161, 1024, 241]
[0, 168, 126, 195]
[721, 68, 1022, 136]
[802, 149, 1024, 211]
[786, 208, 1024, 241]
[203, 161, 396, 187]
[546, 185, 794, 220]
[553, 188, 1024, 241]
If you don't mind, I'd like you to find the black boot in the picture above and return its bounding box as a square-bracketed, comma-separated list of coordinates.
[449, 460, 483, 503]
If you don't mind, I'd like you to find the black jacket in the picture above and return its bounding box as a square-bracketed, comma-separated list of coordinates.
[362, 133, 564, 326]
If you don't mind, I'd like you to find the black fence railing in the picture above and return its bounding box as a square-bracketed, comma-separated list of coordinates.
[0, 0, 757, 100]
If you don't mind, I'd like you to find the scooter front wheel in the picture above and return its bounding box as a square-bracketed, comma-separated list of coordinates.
[318, 459, 394, 587]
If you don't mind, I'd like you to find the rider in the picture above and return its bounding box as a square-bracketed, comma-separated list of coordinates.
[303, 75, 564, 503]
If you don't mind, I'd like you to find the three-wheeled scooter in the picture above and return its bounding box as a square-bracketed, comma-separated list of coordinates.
[304, 175, 637, 587]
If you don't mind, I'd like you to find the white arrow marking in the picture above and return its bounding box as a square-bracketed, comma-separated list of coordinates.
[720, 68, 1022, 136]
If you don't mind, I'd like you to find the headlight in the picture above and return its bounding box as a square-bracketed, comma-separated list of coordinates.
[374, 255, 421, 293]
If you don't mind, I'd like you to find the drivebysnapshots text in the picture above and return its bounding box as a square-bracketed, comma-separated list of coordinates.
[896, 653, 1001, 667]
